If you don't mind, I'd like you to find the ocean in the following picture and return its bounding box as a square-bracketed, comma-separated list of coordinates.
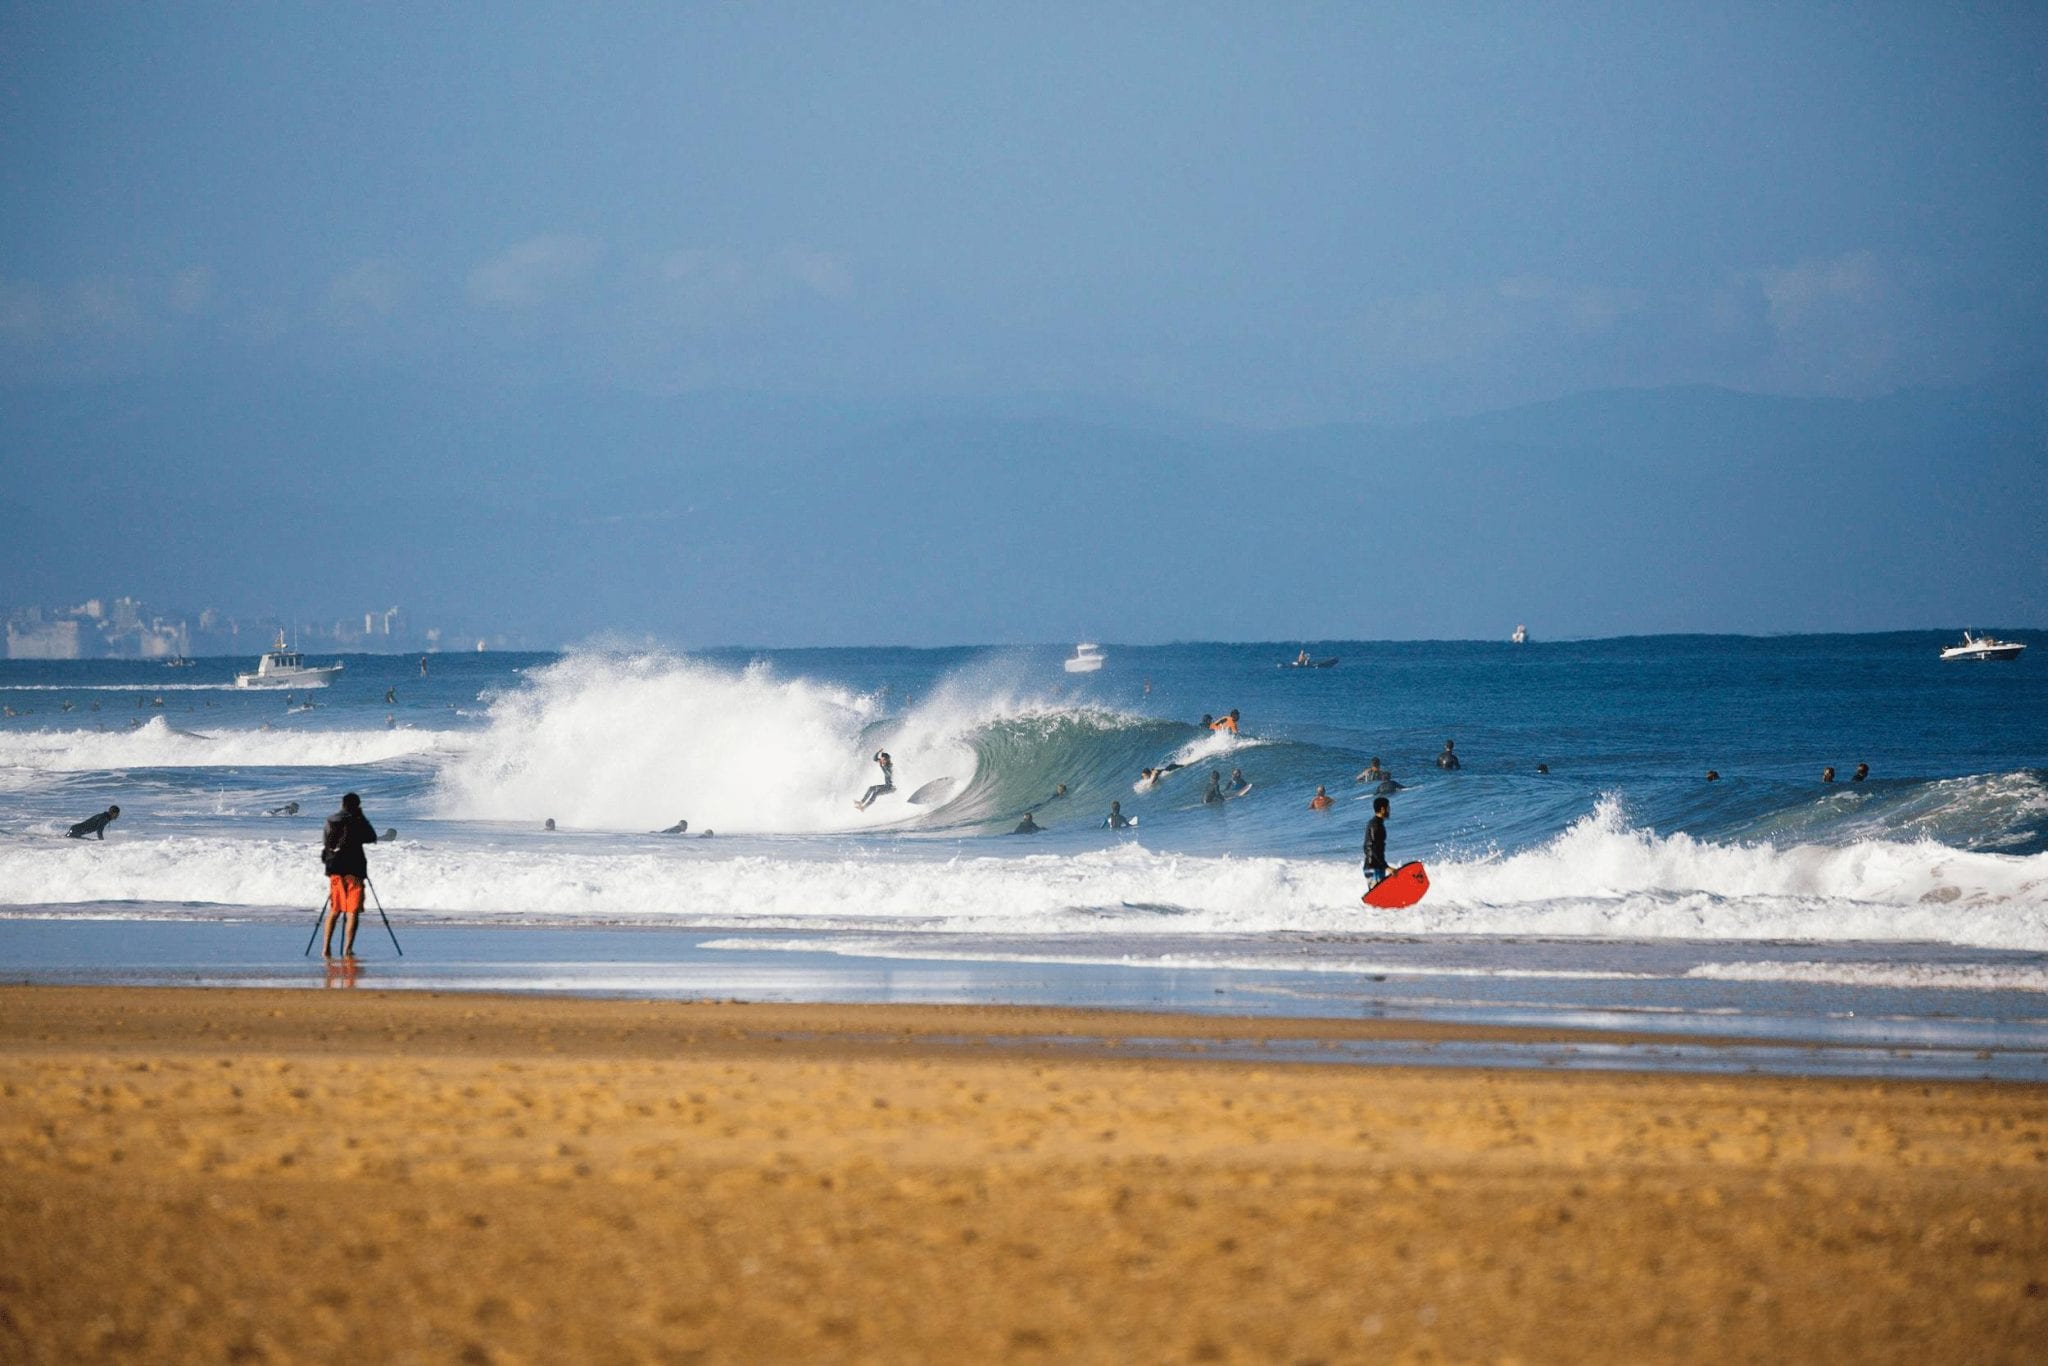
[4, 633, 2046, 1071]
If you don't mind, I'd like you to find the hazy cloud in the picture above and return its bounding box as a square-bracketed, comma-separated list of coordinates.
[467, 235, 603, 308]
[326, 259, 404, 324]
[167, 266, 214, 316]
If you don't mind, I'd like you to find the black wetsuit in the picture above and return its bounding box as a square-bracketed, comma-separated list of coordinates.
[321, 807, 378, 878]
[1437, 749, 1461, 771]
[1011, 815, 1042, 835]
[1362, 815, 1387, 882]
[67, 808, 118, 840]
[858, 757, 895, 809]
[1105, 810, 1132, 830]
[1203, 775, 1225, 804]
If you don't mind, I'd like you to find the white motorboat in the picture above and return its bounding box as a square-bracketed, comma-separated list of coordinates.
[1511, 624, 1529, 645]
[1063, 642, 1105, 673]
[1940, 631, 2025, 662]
[234, 634, 344, 688]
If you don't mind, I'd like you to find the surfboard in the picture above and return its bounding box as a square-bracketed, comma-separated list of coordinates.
[1362, 861, 1429, 910]
[906, 777, 957, 806]
[1105, 816, 1139, 829]
[1227, 784, 1255, 799]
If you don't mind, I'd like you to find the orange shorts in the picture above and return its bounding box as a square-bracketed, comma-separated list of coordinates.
[329, 874, 365, 916]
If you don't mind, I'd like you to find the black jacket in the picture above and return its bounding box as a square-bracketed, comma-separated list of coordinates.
[1362, 815, 1387, 872]
[322, 808, 378, 878]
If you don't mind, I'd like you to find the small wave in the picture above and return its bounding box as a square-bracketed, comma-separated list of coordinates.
[1687, 961, 2048, 993]
[0, 717, 454, 771]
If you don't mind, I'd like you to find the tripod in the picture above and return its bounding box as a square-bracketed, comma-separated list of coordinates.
[303, 879, 404, 957]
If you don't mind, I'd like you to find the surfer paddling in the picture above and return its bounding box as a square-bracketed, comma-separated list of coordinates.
[1362, 796, 1390, 888]
[854, 751, 895, 810]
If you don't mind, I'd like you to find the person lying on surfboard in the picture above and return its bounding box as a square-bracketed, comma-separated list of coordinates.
[1362, 796, 1390, 886]
[1138, 763, 1184, 789]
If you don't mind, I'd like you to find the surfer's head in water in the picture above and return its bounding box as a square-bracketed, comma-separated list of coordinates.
[544, 818, 556, 831]
[1199, 714, 1214, 729]
[1705, 770, 1720, 781]
[1853, 763, 1868, 782]
[1821, 766, 1836, 784]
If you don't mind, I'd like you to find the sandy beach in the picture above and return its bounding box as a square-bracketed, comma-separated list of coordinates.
[3, 986, 2045, 1364]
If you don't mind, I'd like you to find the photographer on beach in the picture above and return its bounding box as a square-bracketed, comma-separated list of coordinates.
[320, 793, 378, 959]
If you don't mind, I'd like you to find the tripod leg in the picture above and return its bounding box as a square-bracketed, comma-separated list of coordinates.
[366, 878, 403, 956]
[304, 892, 332, 957]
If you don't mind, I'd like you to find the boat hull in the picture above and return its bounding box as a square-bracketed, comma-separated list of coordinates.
[234, 665, 344, 689]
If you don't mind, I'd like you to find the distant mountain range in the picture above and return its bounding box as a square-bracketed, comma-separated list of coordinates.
[3, 371, 2041, 646]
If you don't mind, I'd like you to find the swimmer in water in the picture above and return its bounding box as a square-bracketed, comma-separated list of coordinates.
[1437, 739, 1461, 770]
[1354, 757, 1388, 784]
[1210, 709, 1241, 734]
[1853, 763, 1869, 782]
[1203, 771, 1225, 804]
[656, 818, 689, 835]
[1104, 801, 1132, 830]
[1011, 811, 1043, 835]
[1309, 785, 1333, 811]
[1821, 766, 1836, 784]
[1228, 767, 1250, 795]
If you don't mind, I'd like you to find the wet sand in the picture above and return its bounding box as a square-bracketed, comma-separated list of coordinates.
[3, 987, 2045, 1363]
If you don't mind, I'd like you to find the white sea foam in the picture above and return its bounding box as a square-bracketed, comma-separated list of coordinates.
[3, 803, 2045, 948]
[1687, 961, 2048, 993]
[0, 717, 454, 770]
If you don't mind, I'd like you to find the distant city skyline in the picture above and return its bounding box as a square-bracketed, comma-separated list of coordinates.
[3, 594, 521, 660]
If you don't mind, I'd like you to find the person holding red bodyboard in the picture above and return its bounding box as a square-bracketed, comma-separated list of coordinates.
[1361, 794, 1429, 909]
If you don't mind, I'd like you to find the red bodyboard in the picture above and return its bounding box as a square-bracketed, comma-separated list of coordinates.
[1362, 861, 1429, 909]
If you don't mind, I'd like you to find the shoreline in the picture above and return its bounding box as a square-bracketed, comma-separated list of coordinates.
[6, 916, 2048, 1082]
[5, 986, 2045, 1362]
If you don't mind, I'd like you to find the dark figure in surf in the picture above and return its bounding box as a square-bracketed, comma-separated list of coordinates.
[1011, 812, 1043, 835]
[1198, 714, 1214, 730]
[385, 687, 397, 704]
[854, 751, 895, 810]
[1374, 778, 1403, 796]
[656, 818, 689, 834]
[419, 656, 429, 677]
[1104, 801, 1132, 830]
[267, 801, 300, 817]
[67, 805, 120, 840]
[1203, 771, 1225, 804]
[544, 818, 556, 831]
[1437, 739, 1461, 770]
[1821, 766, 1836, 784]
[1853, 763, 1869, 782]
[1536, 764, 1549, 774]
[1362, 796, 1390, 888]
[1354, 757, 1388, 784]
[1705, 770, 1720, 781]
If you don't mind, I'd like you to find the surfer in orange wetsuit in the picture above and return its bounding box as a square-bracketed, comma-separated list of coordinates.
[1209, 709, 1240, 734]
[1309, 785, 1333, 811]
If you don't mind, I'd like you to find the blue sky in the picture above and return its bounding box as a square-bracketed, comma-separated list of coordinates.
[6, 4, 2043, 422]
[2, 5, 2043, 643]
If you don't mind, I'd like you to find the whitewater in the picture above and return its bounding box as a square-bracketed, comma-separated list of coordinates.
[4, 634, 2046, 1037]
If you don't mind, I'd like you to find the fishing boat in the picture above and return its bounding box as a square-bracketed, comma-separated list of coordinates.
[234, 633, 344, 688]
[1939, 631, 2024, 662]
[1063, 642, 1105, 673]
